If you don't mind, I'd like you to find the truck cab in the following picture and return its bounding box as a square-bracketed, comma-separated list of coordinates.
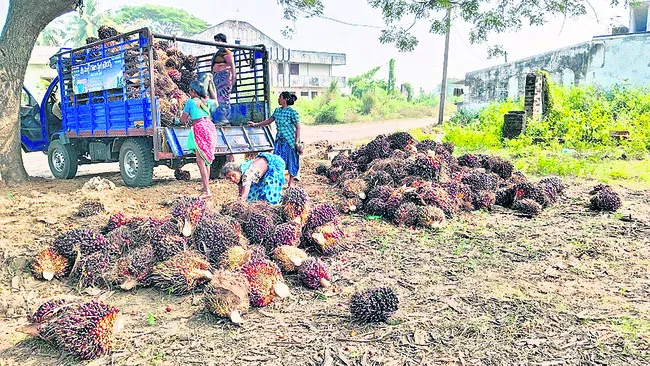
[20, 28, 275, 187]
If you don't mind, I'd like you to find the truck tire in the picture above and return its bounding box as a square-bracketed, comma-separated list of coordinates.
[209, 155, 228, 180]
[48, 140, 78, 179]
[119, 139, 154, 187]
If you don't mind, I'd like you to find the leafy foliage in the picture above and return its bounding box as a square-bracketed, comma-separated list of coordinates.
[111, 5, 209, 36]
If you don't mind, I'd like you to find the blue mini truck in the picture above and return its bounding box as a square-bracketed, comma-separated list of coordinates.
[20, 28, 274, 187]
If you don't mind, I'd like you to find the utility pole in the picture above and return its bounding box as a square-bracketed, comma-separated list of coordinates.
[437, 7, 452, 125]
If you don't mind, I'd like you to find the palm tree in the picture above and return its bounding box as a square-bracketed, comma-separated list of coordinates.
[36, 21, 66, 46]
[65, 0, 111, 46]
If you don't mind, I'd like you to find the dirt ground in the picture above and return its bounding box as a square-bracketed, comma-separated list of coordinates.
[1, 140, 650, 365]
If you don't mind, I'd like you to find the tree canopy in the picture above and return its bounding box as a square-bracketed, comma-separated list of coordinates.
[111, 5, 209, 36]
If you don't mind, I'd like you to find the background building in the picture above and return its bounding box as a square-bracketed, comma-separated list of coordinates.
[183, 20, 347, 99]
[462, 2, 650, 110]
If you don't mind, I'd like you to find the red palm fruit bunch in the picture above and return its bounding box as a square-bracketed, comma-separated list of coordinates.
[242, 259, 290, 307]
[128, 217, 178, 248]
[310, 221, 345, 255]
[457, 153, 483, 169]
[406, 152, 444, 181]
[267, 222, 302, 253]
[103, 211, 129, 234]
[36, 300, 121, 360]
[111, 244, 156, 290]
[204, 271, 250, 324]
[349, 287, 399, 323]
[363, 136, 392, 161]
[53, 228, 116, 261]
[342, 178, 368, 200]
[219, 246, 255, 271]
[299, 258, 332, 289]
[461, 169, 498, 192]
[170, 196, 207, 236]
[167, 68, 182, 82]
[183, 55, 198, 71]
[194, 212, 241, 265]
[368, 158, 409, 183]
[98, 25, 119, 40]
[155, 234, 187, 262]
[495, 186, 516, 208]
[272, 245, 309, 273]
[242, 210, 277, 246]
[281, 186, 310, 226]
[472, 190, 496, 211]
[151, 251, 213, 295]
[73, 250, 116, 289]
[32, 248, 69, 281]
[514, 181, 549, 208]
[484, 156, 514, 180]
[416, 139, 437, 153]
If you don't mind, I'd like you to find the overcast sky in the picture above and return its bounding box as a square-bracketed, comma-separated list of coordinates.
[0, 0, 630, 91]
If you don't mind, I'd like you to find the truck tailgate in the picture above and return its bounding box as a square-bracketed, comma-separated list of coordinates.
[165, 125, 274, 157]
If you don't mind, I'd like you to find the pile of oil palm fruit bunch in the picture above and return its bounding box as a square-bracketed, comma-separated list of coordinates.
[588, 184, 622, 212]
[31, 187, 345, 338]
[316, 132, 566, 224]
[81, 25, 198, 126]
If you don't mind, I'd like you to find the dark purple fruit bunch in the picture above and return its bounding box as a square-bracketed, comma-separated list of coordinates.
[299, 258, 332, 289]
[589, 187, 622, 212]
[539, 176, 565, 194]
[387, 132, 414, 151]
[367, 185, 394, 201]
[485, 156, 514, 180]
[316, 164, 328, 176]
[349, 287, 399, 323]
[589, 184, 610, 195]
[170, 196, 207, 225]
[416, 206, 445, 228]
[53, 228, 113, 260]
[98, 25, 119, 40]
[407, 153, 443, 181]
[28, 299, 68, 323]
[369, 158, 409, 182]
[514, 182, 549, 207]
[363, 136, 392, 160]
[74, 251, 116, 289]
[282, 186, 310, 225]
[495, 186, 516, 208]
[415, 139, 437, 152]
[365, 170, 393, 189]
[512, 199, 542, 217]
[76, 200, 104, 217]
[155, 234, 187, 262]
[364, 198, 388, 217]
[183, 55, 198, 71]
[112, 244, 156, 290]
[457, 154, 482, 168]
[174, 169, 191, 181]
[472, 190, 496, 211]
[194, 212, 241, 265]
[85, 36, 100, 45]
[461, 169, 498, 192]
[267, 222, 302, 253]
[393, 202, 419, 226]
[37, 300, 120, 360]
[305, 203, 339, 231]
[128, 217, 178, 249]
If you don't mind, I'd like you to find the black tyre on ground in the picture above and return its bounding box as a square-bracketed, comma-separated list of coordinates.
[209, 155, 228, 180]
[47, 140, 78, 179]
[119, 139, 154, 187]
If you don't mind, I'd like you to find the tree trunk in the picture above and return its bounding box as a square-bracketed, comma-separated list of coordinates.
[0, 0, 80, 185]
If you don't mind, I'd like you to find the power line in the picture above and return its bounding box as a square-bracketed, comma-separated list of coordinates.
[451, 25, 486, 61]
[315, 15, 389, 29]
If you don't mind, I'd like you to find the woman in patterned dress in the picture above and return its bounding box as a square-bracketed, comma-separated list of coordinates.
[222, 153, 286, 205]
[181, 81, 217, 199]
[210, 33, 237, 124]
[248, 91, 302, 187]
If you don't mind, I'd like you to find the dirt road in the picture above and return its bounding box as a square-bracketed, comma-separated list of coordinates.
[22, 118, 435, 179]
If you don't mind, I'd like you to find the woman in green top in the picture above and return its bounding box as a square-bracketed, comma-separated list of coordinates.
[180, 81, 217, 199]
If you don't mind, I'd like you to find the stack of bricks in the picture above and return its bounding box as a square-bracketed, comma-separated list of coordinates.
[524, 73, 546, 121]
[502, 111, 526, 139]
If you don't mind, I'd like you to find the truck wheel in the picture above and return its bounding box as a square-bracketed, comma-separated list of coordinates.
[119, 139, 154, 187]
[48, 140, 78, 179]
[209, 156, 227, 180]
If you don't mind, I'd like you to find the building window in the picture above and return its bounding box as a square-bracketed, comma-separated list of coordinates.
[301, 91, 309, 97]
[311, 91, 318, 98]
[277, 64, 284, 75]
[290, 63, 299, 75]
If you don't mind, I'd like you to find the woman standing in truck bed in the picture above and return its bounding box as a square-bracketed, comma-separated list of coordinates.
[211, 33, 237, 125]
